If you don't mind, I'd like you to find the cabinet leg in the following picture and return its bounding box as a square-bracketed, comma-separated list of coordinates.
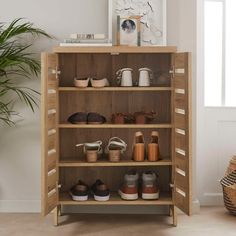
[169, 205, 172, 216]
[58, 204, 62, 216]
[171, 206, 177, 227]
[53, 206, 59, 226]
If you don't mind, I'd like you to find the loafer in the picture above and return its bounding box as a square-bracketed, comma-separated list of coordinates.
[67, 112, 87, 124]
[87, 112, 106, 124]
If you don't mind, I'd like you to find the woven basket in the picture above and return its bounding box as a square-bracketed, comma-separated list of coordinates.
[220, 169, 236, 216]
[226, 156, 236, 175]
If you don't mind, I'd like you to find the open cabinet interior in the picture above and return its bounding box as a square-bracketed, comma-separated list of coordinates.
[41, 46, 192, 227]
[58, 53, 171, 87]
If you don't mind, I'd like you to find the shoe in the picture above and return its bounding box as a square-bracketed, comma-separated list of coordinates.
[133, 131, 145, 162]
[76, 140, 103, 162]
[134, 111, 157, 124]
[142, 171, 159, 200]
[105, 137, 127, 162]
[91, 179, 110, 201]
[91, 78, 110, 88]
[69, 180, 89, 201]
[87, 112, 106, 124]
[111, 113, 135, 124]
[148, 131, 159, 162]
[67, 112, 87, 124]
[68, 112, 107, 124]
[118, 170, 139, 200]
[74, 77, 90, 88]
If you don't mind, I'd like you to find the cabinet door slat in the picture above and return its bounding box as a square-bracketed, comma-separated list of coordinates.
[41, 53, 59, 216]
[172, 52, 192, 216]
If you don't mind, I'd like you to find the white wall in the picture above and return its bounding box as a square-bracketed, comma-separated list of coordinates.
[0, 0, 199, 213]
[0, 0, 108, 212]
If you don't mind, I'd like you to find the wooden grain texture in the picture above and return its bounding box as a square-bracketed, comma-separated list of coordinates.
[53, 46, 177, 54]
[58, 159, 172, 167]
[172, 52, 192, 216]
[59, 128, 171, 163]
[41, 53, 59, 216]
[58, 53, 171, 87]
[59, 91, 171, 124]
[58, 124, 172, 129]
[58, 87, 172, 91]
[59, 192, 173, 205]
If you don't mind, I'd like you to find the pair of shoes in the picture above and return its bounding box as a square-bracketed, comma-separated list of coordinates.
[76, 137, 127, 163]
[67, 112, 106, 124]
[133, 131, 159, 162]
[118, 170, 159, 200]
[70, 179, 110, 201]
[74, 77, 110, 88]
[116, 67, 153, 87]
[111, 111, 156, 124]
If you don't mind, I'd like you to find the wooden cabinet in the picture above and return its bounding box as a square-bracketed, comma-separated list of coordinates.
[41, 46, 192, 226]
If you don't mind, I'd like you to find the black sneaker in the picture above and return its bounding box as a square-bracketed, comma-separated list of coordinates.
[91, 179, 110, 201]
[69, 180, 89, 201]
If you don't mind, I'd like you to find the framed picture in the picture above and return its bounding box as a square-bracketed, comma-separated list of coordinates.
[117, 16, 141, 46]
[110, 0, 166, 46]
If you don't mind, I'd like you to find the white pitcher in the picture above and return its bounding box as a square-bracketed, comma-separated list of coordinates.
[138, 68, 153, 87]
[116, 68, 133, 87]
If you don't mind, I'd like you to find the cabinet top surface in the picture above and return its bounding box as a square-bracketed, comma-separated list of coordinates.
[53, 45, 177, 53]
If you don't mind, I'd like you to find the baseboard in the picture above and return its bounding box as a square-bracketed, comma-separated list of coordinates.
[0, 200, 40, 213]
[200, 193, 224, 206]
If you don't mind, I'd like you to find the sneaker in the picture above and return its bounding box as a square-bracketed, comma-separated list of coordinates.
[91, 179, 110, 201]
[142, 171, 159, 200]
[118, 170, 139, 200]
[69, 180, 89, 201]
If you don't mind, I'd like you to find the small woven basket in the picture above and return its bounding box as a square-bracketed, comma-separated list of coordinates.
[220, 168, 236, 216]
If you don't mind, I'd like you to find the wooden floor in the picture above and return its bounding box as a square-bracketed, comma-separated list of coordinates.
[0, 207, 235, 236]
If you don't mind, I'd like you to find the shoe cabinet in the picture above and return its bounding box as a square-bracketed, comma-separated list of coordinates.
[41, 46, 192, 226]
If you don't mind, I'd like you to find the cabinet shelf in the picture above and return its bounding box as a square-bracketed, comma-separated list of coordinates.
[59, 192, 173, 205]
[59, 159, 172, 167]
[53, 46, 177, 54]
[59, 87, 172, 92]
[59, 123, 172, 129]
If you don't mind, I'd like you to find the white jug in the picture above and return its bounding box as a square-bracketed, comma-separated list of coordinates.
[116, 68, 133, 87]
[138, 68, 153, 87]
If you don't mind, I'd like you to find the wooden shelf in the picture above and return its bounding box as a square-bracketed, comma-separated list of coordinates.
[59, 87, 172, 92]
[59, 124, 172, 129]
[59, 159, 172, 167]
[53, 46, 177, 54]
[59, 192, 173, 205]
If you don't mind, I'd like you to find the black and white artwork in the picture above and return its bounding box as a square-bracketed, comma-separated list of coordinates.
[111, 0, 166, 46]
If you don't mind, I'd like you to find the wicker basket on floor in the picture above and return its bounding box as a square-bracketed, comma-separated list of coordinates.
[220, 169, 236, 216]
[226, 156, 236, 175]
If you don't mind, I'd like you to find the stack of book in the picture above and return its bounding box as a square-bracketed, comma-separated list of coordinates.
[60, 34, 112, 47]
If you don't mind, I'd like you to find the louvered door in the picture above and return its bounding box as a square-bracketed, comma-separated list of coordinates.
[172, 52, 192, 215]
[41, 53, 59, 216]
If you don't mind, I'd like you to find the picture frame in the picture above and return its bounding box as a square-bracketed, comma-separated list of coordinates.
[117, 15, 141, 46]
[110, 0, 166, 46]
